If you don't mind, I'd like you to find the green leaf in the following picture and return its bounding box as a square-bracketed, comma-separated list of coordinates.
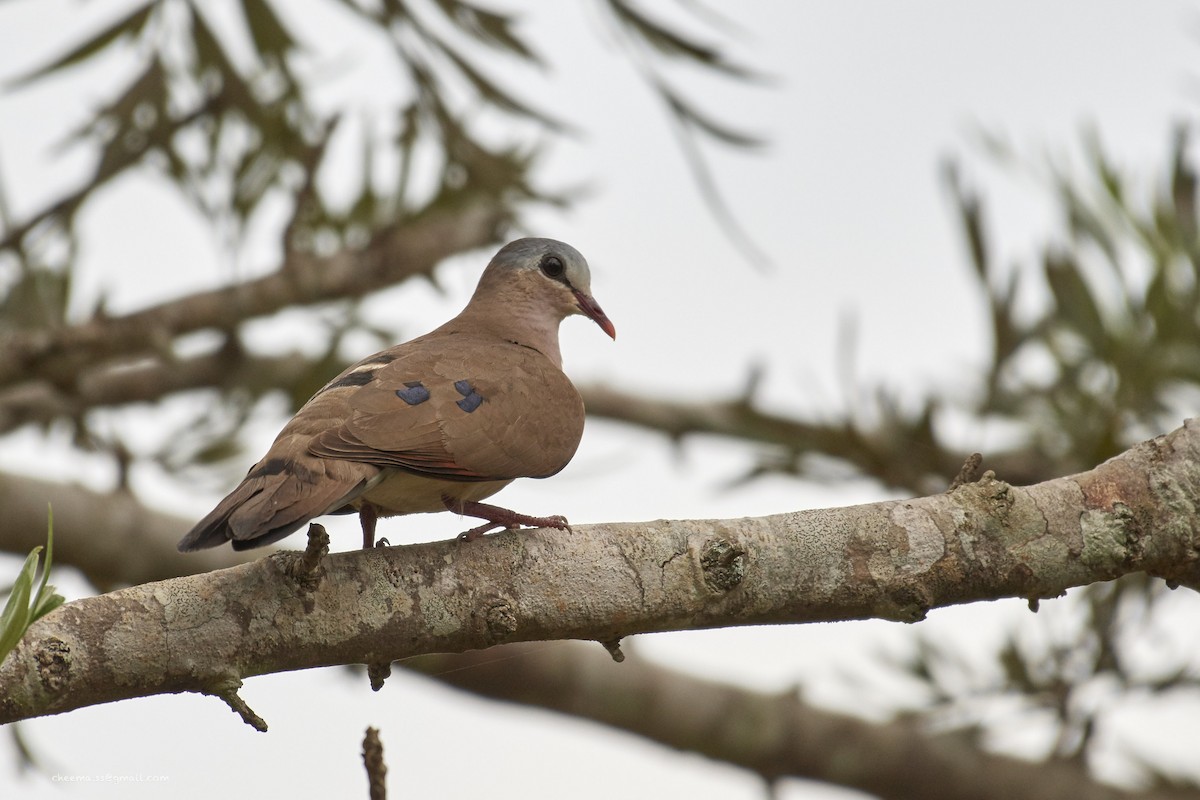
[1044, 251, 1108, 350]
[1059, 182, 1118, 267]
[990, 269, 1027, 368]
[31, 589, 65, 622]
[30, 507, 63, 625]
[606, 0, 759, 80]
[943, 160, 990, 283]
[0, 268, 72, 331]
[188, 5, 256, 112]
[430, 36, 566, 131]
[232, 149, 283, 219]
[0, 507, 66, 665]
[1169, 124, 1197, 241]
[83, 61, 178, 189]
[661, 84, 766, 149]
[432, 0, 540, 63]
[239, 0, 299, 63]
[394, 101, 421, 201]
[346, 124, 380, 225]
[0, 549, 38, 662]
[5, 2, 156, 89]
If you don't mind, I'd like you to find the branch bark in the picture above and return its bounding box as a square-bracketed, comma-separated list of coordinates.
[578, 383, 1070, 490]
[0, 195, 507, 391]
[2, 419, 1198, 727]
[409, 642, 1178, 800]
[0, 471, 258, 589]
[0, 348, 318, 436]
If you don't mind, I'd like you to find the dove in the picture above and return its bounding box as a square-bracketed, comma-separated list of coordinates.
[178, 238, 614, 552]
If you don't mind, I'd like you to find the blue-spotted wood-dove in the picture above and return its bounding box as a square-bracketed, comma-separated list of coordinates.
[177, 238, 615, 551]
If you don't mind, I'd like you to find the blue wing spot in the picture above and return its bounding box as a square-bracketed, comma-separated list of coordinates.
[396, 381, 430, 405]
[454, 379, 484, 413]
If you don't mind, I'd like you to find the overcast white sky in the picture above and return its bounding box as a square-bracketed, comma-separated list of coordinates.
[2, 2, 1200, 798]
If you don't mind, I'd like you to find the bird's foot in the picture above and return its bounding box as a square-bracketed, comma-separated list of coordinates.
[444, 497, 571, 542]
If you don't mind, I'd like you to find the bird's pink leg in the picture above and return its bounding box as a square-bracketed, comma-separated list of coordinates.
[442, 496, 570, 542]
[359, 502, 379, 549]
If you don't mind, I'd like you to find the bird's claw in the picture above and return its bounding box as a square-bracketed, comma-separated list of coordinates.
[457, 522, 504, 543]
[455, 514, 571, 543]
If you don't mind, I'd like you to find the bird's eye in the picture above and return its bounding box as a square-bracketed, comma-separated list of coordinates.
[540, 255, 565, 279]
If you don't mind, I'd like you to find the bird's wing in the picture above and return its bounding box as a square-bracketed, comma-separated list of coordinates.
[308, 335, 586, 482]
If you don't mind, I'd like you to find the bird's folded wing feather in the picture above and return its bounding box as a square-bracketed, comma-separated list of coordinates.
[308, 336, 586, 481]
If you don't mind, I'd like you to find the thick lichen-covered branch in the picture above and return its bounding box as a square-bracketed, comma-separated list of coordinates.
[1, 419, 1197, 726]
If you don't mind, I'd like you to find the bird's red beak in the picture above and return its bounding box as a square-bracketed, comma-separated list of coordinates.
[573, 290, 616, 340]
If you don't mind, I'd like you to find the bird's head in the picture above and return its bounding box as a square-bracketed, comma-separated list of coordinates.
[477, 238, 616, 340]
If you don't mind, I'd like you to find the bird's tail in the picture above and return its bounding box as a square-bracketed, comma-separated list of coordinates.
[178, 455, 373, 551]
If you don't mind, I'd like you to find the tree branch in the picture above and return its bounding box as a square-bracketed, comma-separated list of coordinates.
[0, 348, 319, 436]
[410, 642, 1179, 800]
[0, 195, 508, 391]
[578, 383, 1067, 491]
[0, 470, 256, 590]
[2, 419, 1197, 725]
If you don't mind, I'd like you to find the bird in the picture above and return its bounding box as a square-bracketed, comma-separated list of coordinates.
[178, 237, 615, 552]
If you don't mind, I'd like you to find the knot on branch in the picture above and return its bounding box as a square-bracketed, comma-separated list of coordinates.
[955, 470, 1015, 522]
[599, 638, 625, 663]
[209, 676, 267, 732]
[34, 637, 71, 691]
[284, 524, 330, 598]
[979, 471, 1014, 516]
[948, 452, 983, 490]
[483, 599, 518, 644]
[368, 661, 392, 692]
[700, 537, 746, 593]
[883, 586, 931, 624]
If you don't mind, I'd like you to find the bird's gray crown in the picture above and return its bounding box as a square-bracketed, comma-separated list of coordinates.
[492, 237, 591, 290]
